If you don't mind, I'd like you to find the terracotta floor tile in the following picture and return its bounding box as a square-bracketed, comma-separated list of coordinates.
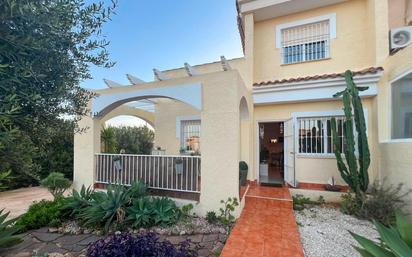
[220, 185, 303, 257]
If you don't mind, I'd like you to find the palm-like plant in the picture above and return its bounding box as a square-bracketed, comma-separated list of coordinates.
[101, 126, 117, 153]
[0, 209, 22, 249]
[351, 210, 412, 257]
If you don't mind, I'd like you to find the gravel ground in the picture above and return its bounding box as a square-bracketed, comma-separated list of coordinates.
[295, 206, 379, 257]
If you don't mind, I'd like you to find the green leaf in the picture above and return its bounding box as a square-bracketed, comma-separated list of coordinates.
[395, 211, 412, 249]
[350, 231, 397, 257]
[374, 220, 412, 257]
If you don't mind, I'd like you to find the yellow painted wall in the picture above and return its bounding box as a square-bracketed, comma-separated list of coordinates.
[74, 70, 251, 217]
[253, 0, 375, 83]
[377, 44, 412, 215]
[253, 98, 379, 186]
[101, 105, 155, 128]
[154, 99, 200, 155]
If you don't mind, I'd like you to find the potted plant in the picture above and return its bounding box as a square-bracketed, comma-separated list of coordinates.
[325, 177, 341, 192]
[175, 158, 183, 175]
[239, 161, 248, 186]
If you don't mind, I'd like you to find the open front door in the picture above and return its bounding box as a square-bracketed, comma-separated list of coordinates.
[284, 118, 296, 187]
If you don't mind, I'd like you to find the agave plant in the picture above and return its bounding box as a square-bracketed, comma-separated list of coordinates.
[64, 185, 96, 217]
[126, 197, 154, 228]
[77, 183, 129, 232]
[0, 209, 22, 249]
[351, 210, 412, 257]
[126, 197, 181, 228]
[152, 197, 181, 226]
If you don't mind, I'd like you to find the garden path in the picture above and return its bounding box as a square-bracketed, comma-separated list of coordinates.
[0, 187, 53, 220]
[220, 185, 304, 257]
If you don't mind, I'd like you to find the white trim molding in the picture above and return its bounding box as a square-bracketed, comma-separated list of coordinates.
[275, 13, 337, 49]
[92, 83, 202, 118]
[253, 71, 382, 105]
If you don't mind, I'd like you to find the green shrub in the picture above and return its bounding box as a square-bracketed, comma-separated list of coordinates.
[0, 209, 22, 249]
[63, 185, 95, 217]
[350, 210, 412, 257]
[75, 182, 148, 232]
[126, 197, 154, 228]
[40, 172, 71, 199]
[218, 197, 239, 225]
[341, 192, 360, 215]
[77, 184, 131, 232]
[126, 197, 181, 228]
[341, 181, 411, 226]
[205, 211, 218, 224]
[152, 197, 181, 226]
[181, 203, 195, 219]
[16, 198, 68, 232]
[293, 194, 325, 211]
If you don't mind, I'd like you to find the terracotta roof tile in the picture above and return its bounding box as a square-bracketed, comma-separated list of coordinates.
[253, 67, 384, 87]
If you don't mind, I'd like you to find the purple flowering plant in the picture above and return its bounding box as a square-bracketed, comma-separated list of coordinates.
[86, 232, 198, 257]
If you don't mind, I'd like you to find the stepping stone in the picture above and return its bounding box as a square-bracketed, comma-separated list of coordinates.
[77, 235, 103, 246]
[32, 232, 63, 242]
[54, 234, 91, 245]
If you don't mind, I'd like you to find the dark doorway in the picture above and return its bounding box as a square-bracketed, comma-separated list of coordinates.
[258, 122, 284, 186]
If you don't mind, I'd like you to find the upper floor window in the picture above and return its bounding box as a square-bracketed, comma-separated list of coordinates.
[276, 14, 336, 65]
[392, 71, 412, 139]
[181, 120, 201, 153]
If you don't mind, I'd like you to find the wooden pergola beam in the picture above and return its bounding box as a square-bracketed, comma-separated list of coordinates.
[153, 68, 170, 81]
[184, 62, 198, 76]
[103, 78, 124, 88]
[220, 56, 232, 71]
[126, 74, 146, 85]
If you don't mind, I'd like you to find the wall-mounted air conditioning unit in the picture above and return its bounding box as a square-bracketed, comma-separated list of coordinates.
[390, 26, 412, 50]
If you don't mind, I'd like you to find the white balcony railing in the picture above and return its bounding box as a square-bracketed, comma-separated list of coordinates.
[95, 153, 201, 193]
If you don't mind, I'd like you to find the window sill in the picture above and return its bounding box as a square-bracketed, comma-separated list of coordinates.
[381, 138, 412, 144]
[280, 57, 331, 66]
[296, 154, 336, 159]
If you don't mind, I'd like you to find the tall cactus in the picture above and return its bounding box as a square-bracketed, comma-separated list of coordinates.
[331, 70, 370, 198]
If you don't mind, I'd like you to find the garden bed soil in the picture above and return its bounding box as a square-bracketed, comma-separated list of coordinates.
[294, 206, 378, 257]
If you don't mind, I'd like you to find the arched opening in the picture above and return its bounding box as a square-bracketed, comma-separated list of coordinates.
[239, 96, 250, 199]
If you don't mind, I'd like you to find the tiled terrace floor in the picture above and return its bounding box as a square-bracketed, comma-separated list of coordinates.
[220, 185, 304, 257]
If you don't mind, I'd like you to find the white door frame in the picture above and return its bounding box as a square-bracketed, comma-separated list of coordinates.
[255, 119, 287, 184]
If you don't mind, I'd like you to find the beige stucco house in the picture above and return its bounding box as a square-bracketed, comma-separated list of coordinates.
[74, 0, 412, 215]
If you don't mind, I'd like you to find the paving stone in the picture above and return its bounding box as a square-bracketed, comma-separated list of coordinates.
[1, 236, 35, 253]
[187, 234, 203, 243]
[37, 243, 67, 254]
[202, 233, 218, 242]
[32, 232, 63, 242]
[211, 241, 224, 253]
[197, 248, 211, 257]
[77, 235, 102, 246]
[4, 252, 32, 257]
[166, 236, 188, 245]
[54, 234, 90, 245]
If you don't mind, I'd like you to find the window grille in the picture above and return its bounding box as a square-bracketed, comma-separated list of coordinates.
[281, 20, 330, 64]
[181, 120, 201, 152]
[298, 116, 345, 155]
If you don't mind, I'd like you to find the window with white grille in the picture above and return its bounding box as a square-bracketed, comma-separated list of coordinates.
[297, 116, 345, 155]
[181, 120, 201, 152]
[281, 20, 330, 64]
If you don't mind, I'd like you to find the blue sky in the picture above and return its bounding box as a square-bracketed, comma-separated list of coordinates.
[83, 0, 244, 90]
